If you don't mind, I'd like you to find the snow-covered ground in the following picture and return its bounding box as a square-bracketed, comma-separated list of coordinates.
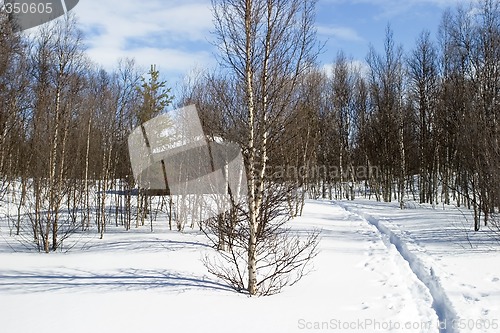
[1, 199, 499, 333]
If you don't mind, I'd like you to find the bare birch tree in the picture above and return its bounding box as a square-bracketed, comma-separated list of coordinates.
[367, 26, 406, 207]
[408, 31, 440, 205]
[209, 0, 320, 295]
[28, 14, 86, 252]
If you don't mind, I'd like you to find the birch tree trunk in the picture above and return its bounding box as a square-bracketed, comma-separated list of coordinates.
[244, 0, 258, 296]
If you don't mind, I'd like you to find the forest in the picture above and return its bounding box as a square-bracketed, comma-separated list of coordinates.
[0, 0, 499, 295]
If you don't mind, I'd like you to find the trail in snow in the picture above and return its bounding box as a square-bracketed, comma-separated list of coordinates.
[336, 201, 460, 333]
[3, 199, 498, 332]
[0, 200, 447, 333]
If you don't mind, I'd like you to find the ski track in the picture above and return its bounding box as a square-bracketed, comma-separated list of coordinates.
[337, 201, 460, 333]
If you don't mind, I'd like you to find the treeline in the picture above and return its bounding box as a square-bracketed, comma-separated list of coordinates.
[0, 1, 499, 253]
[183, 0, 500, 230]
[0, 14, 168, 251]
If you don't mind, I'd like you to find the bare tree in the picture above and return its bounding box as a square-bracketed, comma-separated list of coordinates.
[27, 14, 87, 252]
[367, 26, 406, 207]
[407, 31, 440, 205]
[438, 1, 500, 230]
[330, 52, 357, 200]
[0, 13, 29, 201]
[207, 0, 320, 295]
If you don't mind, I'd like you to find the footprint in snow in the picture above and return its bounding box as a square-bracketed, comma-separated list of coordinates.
[460, 283, 476, 289]
[463, 294, 480, 303]
[492, 277, 499, 282]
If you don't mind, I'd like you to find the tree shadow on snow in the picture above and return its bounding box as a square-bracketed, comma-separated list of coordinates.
[0, 268, 234, 294]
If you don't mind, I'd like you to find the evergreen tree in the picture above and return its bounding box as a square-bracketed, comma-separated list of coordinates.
[136, 64, 173, 125]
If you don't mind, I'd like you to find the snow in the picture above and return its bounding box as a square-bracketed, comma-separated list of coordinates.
[337, 199, 500, 333]
[1, 199, 500, 333]
[337, 201, 458, 332]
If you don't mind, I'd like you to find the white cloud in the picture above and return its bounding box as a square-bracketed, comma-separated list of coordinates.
[321, 0, 460, 8]
[317, 26, 364, 42]
[86, 46, 214, 80]
[321, 59, 370, 78]
[72, 0, 214, 77]
[319, 0, 461, 19]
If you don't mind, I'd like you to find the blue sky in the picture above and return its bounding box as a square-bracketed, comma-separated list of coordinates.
[69, 0, 465, 81]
